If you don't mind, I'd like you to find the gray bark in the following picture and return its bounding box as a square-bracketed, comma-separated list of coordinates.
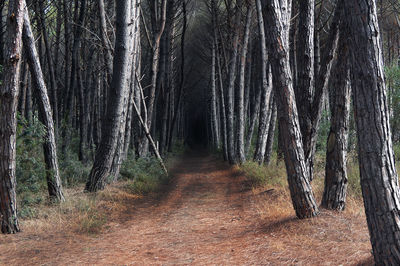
[294, 0, 315, 179]
[86, 0, 134, 192]
[344, 0, 400, 263]
[263, 0, 319, 219]
[226, 0, 242, 164]
[23, 6, 65, 201]
[321, 19, 350, 211]
[0, 0, 24, 234]
[236, 4, 252, 163]
[254, 0, 273, 164]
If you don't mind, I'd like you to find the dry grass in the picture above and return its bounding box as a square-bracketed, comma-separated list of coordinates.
[238, 155, 373, 265]
[0, 153, 373, 265]
[19, 182, 141, 236]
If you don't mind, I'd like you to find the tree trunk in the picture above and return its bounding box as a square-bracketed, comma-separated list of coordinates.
[236, 4, 252, 163]
[254, 0, 273, 164]
[294, 0, 314, 180]
[86, 0, 134, 192]
[225, 0, 242, 165]
[321, 19, 350, 211]
[344, 0, 400, 263]
[38, 0, 58, 134]
[263, 0, 319, 219]
[265, 97, 277, 165]
[211, 38, 220, 149]
[23, 6, 65, 202]
[245, 84, 261, 155]
[0, 0, 24, 234]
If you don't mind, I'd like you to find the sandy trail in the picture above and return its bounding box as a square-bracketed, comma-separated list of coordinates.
[0, 152, 373, 265]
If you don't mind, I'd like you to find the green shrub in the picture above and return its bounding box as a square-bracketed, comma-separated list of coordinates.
[16, 115, 47, 195]
[240, 159, 287, 187]
[59, 149, 91, 187]
[120, 156, 169, 195]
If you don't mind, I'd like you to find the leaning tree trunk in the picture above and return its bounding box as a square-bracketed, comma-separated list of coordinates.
[345, 0, 400, 264]
[23, 6, 65, 201]
[263, 0, 319, 219]
[0, 0, 24, 234]
[321, 19, 350, 211]
[85, 0, 134, 192]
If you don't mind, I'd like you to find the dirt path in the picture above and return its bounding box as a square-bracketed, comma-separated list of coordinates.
[0, 152, 373, 265]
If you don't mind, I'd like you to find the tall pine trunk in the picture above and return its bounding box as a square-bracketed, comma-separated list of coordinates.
[0, 0, 24, 234]
[236, 5, 252, 163]
[86, 0, 134, 192]
[263, 0, 319, 219]
[321, 19, 350, 211]
[23, 6, 65, 201]
[345, 0, 400, 263]
[295, 0, 315, 179]
[254, 0, 273, 164]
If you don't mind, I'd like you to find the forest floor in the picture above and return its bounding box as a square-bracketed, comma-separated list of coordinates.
[0, 151, 374, 265]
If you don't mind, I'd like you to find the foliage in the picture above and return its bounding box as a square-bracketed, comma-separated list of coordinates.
[16, 115, 47, 218]
[386, 64, 400, 142]
[120, 156, 169, 195]
[316, 109, 331, 154]
[59, 143, 91, 187]
[239, 158, 287, 187]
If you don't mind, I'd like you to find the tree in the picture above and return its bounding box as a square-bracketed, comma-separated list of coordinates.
[253, 0, 273, 164]
[236, 3, 253, 163]
[345, 0, 400, 263]
[321, 13, 350, 211]
[263, 0, 319, 218]
[85, 0, 136, 192]
[22, 3, 65, 201]
[225, 0, 242, 164]
[0, 0, 24, 234]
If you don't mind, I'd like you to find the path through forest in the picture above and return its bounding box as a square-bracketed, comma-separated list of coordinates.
[1, 151, 373, 265]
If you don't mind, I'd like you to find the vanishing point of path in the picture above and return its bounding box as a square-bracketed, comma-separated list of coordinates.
[0, 152, 373, 265]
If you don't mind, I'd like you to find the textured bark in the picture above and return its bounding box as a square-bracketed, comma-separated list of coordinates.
[294, 0, 314, 179]
[236, 5, 252, 163]
[86, 0, 134, 192]
[321, 22, 350, 211]
[344, 0, 400, 264]
[23, 7, 65, 201]
[307, 0, 342, 181]
[254, 0, 273, 164]
[225, 0, 242, 164]
[0, 0, 24, 234]
[263, 0, 319, 219]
